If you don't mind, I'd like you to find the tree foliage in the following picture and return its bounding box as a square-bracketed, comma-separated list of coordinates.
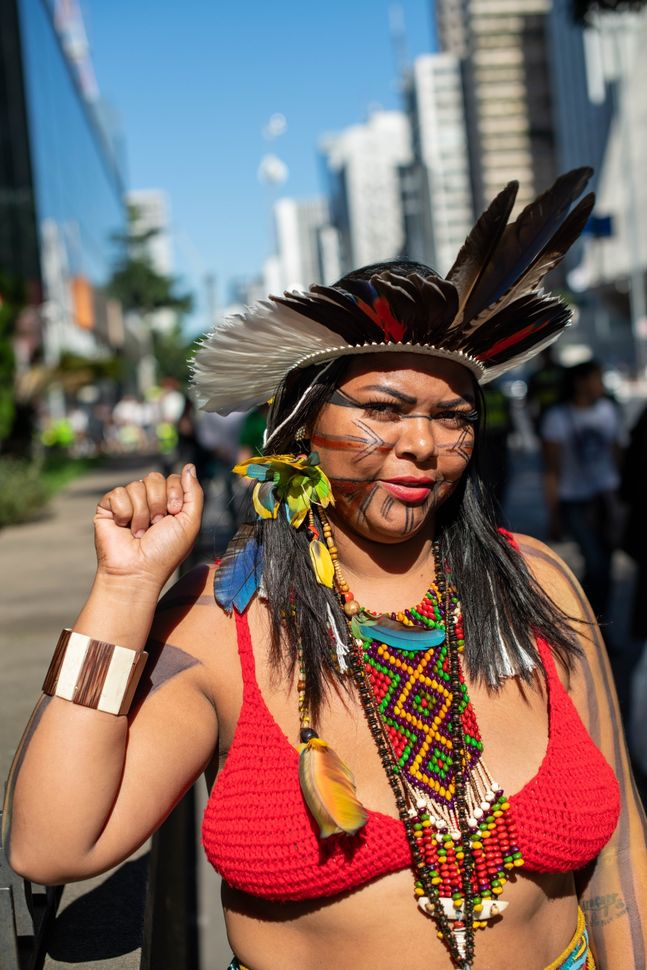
[0, 273, 25, 443]
[108, 204, 193, 318]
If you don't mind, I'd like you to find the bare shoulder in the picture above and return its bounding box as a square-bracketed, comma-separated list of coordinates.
[508, 532, 589, 623]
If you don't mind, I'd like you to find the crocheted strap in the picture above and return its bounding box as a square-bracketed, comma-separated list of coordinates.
[233, 610, 264, 703]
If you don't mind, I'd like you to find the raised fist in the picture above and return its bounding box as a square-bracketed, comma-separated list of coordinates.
[94, 465, 204, 591]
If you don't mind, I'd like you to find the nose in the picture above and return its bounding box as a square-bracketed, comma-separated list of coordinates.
[393, 416, 438, 463]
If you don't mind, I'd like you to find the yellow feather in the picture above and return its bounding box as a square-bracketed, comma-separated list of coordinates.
[308, 539, 334, 588]
[252, 483, 278, 519]
[298, 737, 368, 837]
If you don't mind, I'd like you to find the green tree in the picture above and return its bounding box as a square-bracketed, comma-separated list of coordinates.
[0, 273, 25, 447]
[108, 204, 193, 319]
[108, 204, 195, 387]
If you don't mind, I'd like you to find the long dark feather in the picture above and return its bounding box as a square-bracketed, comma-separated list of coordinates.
[460, 167, 593, 322]
[462, 192, 595, 336]
[214, 523, 262, 614]
[446, 181, 519, 322]
[471, 297, 572, 364]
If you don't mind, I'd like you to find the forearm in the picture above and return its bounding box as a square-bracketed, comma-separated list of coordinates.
[5, 576, 160, 882]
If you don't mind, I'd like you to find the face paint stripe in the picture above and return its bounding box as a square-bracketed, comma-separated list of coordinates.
[358, 484, 379, 521]
[311, 433, 390, 454]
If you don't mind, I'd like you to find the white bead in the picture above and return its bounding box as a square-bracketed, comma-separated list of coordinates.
[474, 807, 484, 819]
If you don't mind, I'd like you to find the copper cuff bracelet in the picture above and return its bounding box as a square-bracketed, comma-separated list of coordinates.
[42, 629, 148, 716]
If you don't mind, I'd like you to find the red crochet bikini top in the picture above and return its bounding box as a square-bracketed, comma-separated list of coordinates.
[202, 612, 620, 901]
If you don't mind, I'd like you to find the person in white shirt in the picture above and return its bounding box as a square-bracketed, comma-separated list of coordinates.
[541, 359, 624, 628]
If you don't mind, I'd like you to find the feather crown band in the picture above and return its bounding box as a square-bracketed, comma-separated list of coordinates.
[192, 168, 594, 414]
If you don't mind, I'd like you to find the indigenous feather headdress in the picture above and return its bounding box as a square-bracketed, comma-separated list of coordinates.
[192, 168, 594, 414]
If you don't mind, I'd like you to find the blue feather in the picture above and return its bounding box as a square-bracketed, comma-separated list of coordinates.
[355, 620, 445, 652]
[244, 463, 275, 481]
[214, 525, 263, 614]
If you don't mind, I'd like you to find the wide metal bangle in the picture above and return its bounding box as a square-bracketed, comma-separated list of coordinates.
[42, 629, 148, 716]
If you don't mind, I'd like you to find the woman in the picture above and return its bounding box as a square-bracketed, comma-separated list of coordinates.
[5, 169, 646, 970]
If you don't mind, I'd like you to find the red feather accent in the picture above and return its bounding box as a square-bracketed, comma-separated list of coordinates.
[477, 319, 551, 360]
[355, 295, 407, 342]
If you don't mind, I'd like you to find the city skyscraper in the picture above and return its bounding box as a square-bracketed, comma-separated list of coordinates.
[321, 110, 412, 272]
[402, 52, 474, 273]
[272, 196, 330, 290]
[127, 188, 176, 334]
[434, 0, 558, 213]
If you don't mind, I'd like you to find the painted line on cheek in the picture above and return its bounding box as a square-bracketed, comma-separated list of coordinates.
[358, 484, 379, 520]
[381, 494, 395, 521]
[311, 432, 370, 452]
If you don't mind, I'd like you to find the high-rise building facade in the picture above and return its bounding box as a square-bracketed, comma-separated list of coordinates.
[403, 53, 474, 273]
[127, 189, 176, 334]
[435, 0, 557, 213]
[272, 196, 330, 290]
[0, 0, 126, 372]
[321, 111, 412, 273]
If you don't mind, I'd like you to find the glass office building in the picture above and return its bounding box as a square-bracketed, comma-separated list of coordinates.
[0, 0, 126, 363]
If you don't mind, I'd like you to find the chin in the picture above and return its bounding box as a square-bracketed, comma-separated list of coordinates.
[352, 513, 431, 545]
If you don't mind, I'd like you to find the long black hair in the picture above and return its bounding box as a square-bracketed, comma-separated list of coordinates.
[248, 260, 581, 717]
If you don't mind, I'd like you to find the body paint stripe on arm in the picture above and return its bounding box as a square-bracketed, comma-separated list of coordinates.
[518, 539, 646, 967]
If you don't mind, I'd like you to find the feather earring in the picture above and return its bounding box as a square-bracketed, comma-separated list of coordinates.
[214, 523, 262, 614]
[307, 509, 334, 587]
[297, 644, 367, 838]
[298, 732, 368, 837]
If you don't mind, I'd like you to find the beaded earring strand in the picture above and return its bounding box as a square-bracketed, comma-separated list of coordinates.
[312, 508, 524, 969]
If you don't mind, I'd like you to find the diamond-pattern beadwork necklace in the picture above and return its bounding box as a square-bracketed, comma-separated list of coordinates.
[316, 512, 525, 968]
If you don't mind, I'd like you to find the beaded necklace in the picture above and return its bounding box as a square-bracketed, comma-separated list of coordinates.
[300, 515, 524, 969]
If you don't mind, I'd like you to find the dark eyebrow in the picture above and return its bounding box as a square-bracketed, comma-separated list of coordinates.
[360, 385, 476, 408]
[436, 395, 476, 408]
[360, 384, 417, 404]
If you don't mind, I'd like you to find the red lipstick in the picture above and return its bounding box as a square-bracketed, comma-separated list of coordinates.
[380, 477, 435, 503]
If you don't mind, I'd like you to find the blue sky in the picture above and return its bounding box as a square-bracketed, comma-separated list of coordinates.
[82, 0, 436, 334]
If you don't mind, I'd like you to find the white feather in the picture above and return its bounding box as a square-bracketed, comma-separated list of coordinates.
[191, 295, 351, 414]
[326, 603, 350, 674]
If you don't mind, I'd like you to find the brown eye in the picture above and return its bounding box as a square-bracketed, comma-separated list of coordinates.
[363, 401, 401, 421]
[435, 410, 477, 429]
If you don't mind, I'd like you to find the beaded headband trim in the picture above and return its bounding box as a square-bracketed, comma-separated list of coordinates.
[192, 168, 594, 415]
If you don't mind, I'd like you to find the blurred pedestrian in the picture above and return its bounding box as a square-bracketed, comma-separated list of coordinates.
[541, 359, 625, 628]
[527, 347, 566, 435]
[194, 409, 245, 525]
[155, 378, 192, 475]
[479, 380, 513, 514]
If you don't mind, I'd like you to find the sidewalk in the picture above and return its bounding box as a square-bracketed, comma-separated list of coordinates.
[0, 457, 159, 970]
